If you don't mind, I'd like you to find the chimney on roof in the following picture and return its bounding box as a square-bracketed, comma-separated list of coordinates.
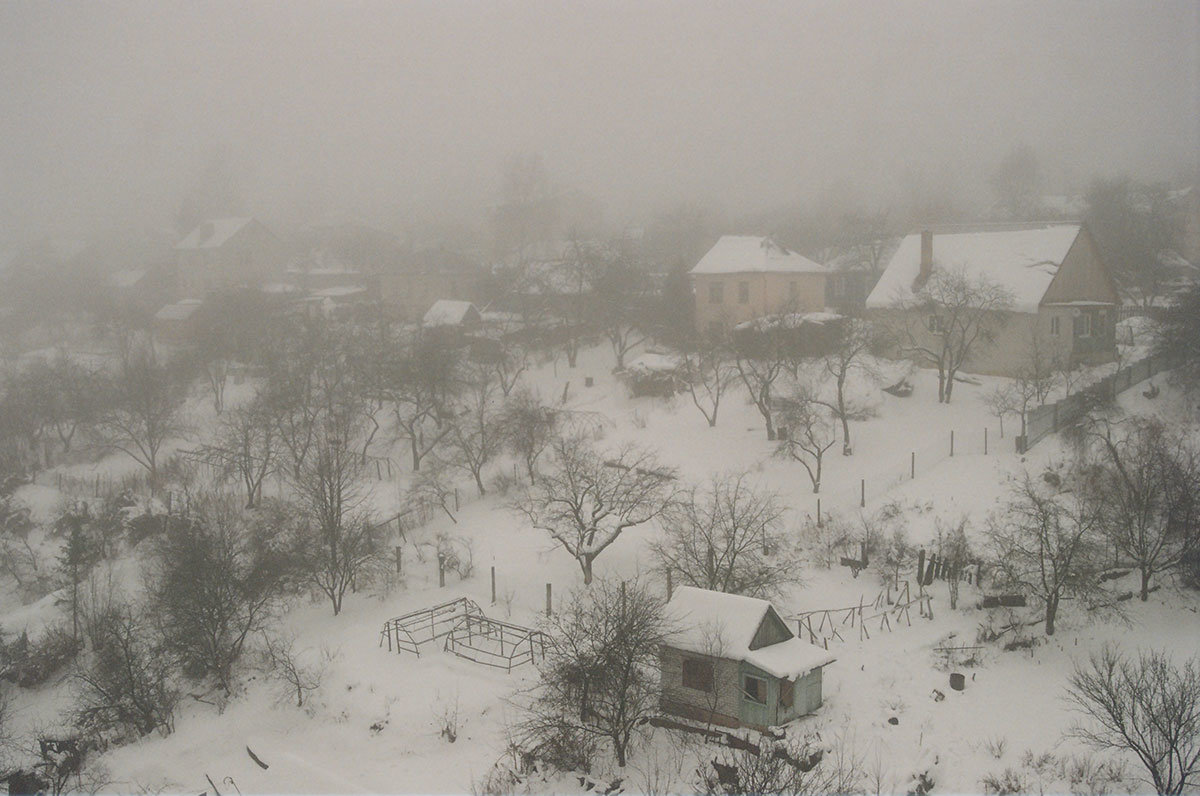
[918, 230, 933, 284]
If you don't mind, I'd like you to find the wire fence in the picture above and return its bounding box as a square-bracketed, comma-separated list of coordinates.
[790, 422, 1002, 522]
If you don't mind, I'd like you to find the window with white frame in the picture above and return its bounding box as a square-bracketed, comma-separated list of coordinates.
[1050, 316, 1060, 336]
[1073, 313, 1092, 338]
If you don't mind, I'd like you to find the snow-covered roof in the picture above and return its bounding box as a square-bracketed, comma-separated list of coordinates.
[423, 299, 479, 327]
[624, 351, 683, 374]
[665, 587, 835, 680]
[690, 236, 826, 276]
[865, 224, 1081, 314]
[311, 286, 368, 299]
[154, 299, 202, 322]
[175, 218, 256, 250]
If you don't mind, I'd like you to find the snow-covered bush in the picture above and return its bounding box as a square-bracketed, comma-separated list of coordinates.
[1, 624, 80, 688]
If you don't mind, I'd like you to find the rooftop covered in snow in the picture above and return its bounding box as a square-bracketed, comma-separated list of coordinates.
[665, 586, 835, 680]
[423, 299, 480, 327]
[690, 236, 827, 276]
[865, 224, 1082, 314]
[175, 218, 257, 250]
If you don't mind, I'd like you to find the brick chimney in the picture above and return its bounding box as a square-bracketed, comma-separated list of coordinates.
[917, 230, 933, 286]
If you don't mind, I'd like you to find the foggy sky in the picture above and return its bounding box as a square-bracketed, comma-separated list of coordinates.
[1, 0, 1196, 240]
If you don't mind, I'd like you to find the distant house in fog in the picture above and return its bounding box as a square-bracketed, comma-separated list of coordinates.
[378, 246, 484, 324]
[865, 224, 1119, 376]
[153, 298, 203, 344]
[175, 217, 280, 298]
[690, 236, 828, 336]
[423, 299, 481, 329]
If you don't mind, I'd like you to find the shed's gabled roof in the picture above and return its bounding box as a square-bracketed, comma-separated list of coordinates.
[865, 224, 1082, 314]
[665, 587, 835, 680]
[154, 299, 202, 322]
[175, 218, 257, 250]
[690, 236, 826, 275]
[423, 299, 480, 327]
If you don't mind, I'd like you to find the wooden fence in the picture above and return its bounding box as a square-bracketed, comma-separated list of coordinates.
[1017, 351, 1178, 453]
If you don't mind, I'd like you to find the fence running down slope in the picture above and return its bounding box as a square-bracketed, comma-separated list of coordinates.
[1017, 351, 1177, 453]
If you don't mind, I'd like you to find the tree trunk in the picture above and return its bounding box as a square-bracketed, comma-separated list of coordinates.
[1045, 595, 1057, 635]
[764, 411, 776, 441]
[1140, 568, 1151, 601]
[410, 434, 421, 471]
[581, 556, 594, 585]
[474, 470, 486, 497]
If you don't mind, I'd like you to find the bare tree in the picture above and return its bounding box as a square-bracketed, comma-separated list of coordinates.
[500, 388, 559, 484]
[934, 515, 972, 610]
[1082, 416, 1200, 601]
[521, 577, 669, 768]
[682, 336, 737, 428]
[74, 606, 179, 739]
[445, 364, 503, 496]
[1066, 645, 1200, 795]
[287, 404, 380, 615]
[149, 494, 286, 692]
[898, 268, 1013, 403]
[816, 318, 881, 455]
[986, 470, 1104, 635]
[511, 435, 675, 584]
[381, 333, 458, 471]
[590, 243, 651, 371]
[775, 388, 837, 494]
[94, 354, 188, 494]
[258, 632, 329, 709]
[652, 473, 797, 598]
[734, 339, 789, 441]
[191, 399, 279, 508]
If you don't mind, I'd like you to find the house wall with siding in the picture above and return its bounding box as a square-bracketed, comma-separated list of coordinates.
[868, 304, 1115, 378]
[659, 647, 743, 727]
[692, 271, 826, 334]
[660, 645, 826, 730]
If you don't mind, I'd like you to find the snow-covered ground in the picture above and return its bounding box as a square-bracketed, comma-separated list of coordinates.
[4, 339, 1197, 794]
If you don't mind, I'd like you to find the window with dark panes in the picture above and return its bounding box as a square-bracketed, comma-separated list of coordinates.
[742, 674, 767, 704]
[682, 658, 714, 692]
[779, 678, 794, 709]
[709, 282, 724, 304]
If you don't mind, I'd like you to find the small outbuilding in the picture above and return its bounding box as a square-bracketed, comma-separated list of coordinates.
[422, 299, 482, 329]
[660, 587, 835, 731]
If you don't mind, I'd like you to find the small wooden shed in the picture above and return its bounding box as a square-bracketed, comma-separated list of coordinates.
[660, 587, 835, 731]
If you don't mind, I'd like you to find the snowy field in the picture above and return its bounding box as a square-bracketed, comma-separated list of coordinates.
[4, 339, 1198, 795]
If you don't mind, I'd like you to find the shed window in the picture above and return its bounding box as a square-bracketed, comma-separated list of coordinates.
[779, 679, 794, 709]
[927, 315, 944, 333]
[738, 281, 750, 304]
[709, 283, 724, 304]
[742, 674, 767, 704]
[682, 658, 714, 692]
[1073, 313, 1092, 338]
[1050, 316, 1060, 336]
